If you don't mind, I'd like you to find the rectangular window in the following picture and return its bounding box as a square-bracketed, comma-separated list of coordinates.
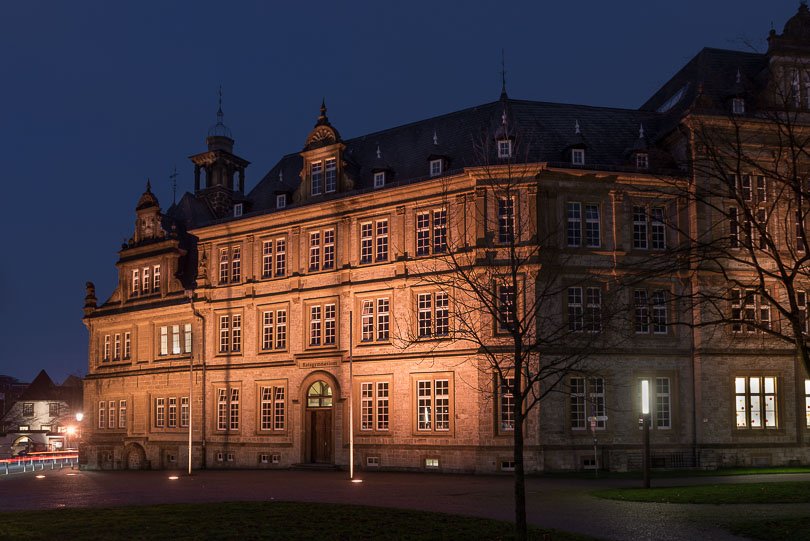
[180, 397, 189, 428]
[259, 386, 284, 430]
[735, 376, 777, 429]
[567, 202, 581, 247]
[262, 240, 273, 278]
[172, 325, 181, 355]
[184, 323, 192, 354]
[376, 382, 389, 430]
[429, 159, 442, 177]
[119, 400, 127, 429]
[108, 400, 115, 428]
[741, 175, 752, 202]
[656, 377, 671, 429]
[568, 287, 583, 332]
[324, 304, 336, 345]
[633, 206, 648, 249]
[377, 298, 390, 341]
[219, 316, 229, 353]
[361, 300, 374, 341]
[231, 246, 241, 282]
[124, 332, 131, 359]
[798, 211, 807, 252]
[416, 209, 447, 256]
[132, 269, 139, 296]
[731, 289, 770, 333]
[652, 290, 668, 334]
[585, 287, 601, 333]
[276, 194, 286, 209]
[729, 207, 739, 248]
[114, 333, 121, 360]
[497, 285, 516, 332]
[23, 403, 34, 416]
[232, 314, 241, 352]
[805, 379, 810, 428]
[142, 267, 150, 294]
[160, 326, 168, 356]
[358, 381, 390, 432]
[360, 382, 373, 430]
[325, 158, 337, 193]
[569, 377, 606, 430]
[310, 306, 321, 346]
[498, 139, 512, 158]
[585, 204, 600, 248]
[498, 197, 515, 244]
[309, 232, 321, 271]
[276, 310, 287, 349]
[311, 161, 323, 195]
[651, 207, 666, 250]
[219, 249, 229, 284]
[98, 401, 106, 429]
[360, 223, 373, 264]
[323, 229, 335, 270]
[499, 376, 515, 432]
[634, 289, 649, 334]
[359, 298, 390, 342]
[103, 335, 111, 362]
[572, 148, 585, 165]
[155, 397, 165, 428]
[415, 377, 451, 432]
[635, 153, 649, 169]
[373, 171, 385, 188]
[417, 292, 449, 337]
[308, 302, 337, 347]
[732, 98, 745, 115]
[49, 403, 59, 416]
[168, 397, 177, 428]
[376, 220, 388, 262]
[275, 238, 286, 276]
[217, 389, 227, 431]
[262, 311, 274, 350]
[153, 265, 161, 293]
[229, 388, 239, 430]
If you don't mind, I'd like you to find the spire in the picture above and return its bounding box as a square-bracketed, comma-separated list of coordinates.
[146, 178, 152, 192]
[433, 130, 438, 145]
[207, 86, 233, 139]
[575, 120, 581, 135]
[376, 144, 382, 159]
[217, 85, 224, 124]
[316, 98, 329, 126]
[639, 123, 646, 139]
[278, 169, 283, 182]
[736, 68, 742, 84]
[500, 49, 508, 100]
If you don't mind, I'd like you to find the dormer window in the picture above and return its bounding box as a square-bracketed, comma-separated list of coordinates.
[572, 148, 585, 166]
[374, 171, 386, 189]
[732, 98, 745, 115]
[233, 203, 243, 217]
[311, 161, 323, 195]
[497, 139, 512, 158]
[325, 158, 337, 193]
[430, 159, 443, 177]
[276, 194, 286, 209]
[635, 153, 649, 170]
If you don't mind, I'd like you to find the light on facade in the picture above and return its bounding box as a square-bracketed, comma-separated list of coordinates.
[641, 379, 650, 415]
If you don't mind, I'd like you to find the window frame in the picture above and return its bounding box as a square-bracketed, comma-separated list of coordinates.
[415, 208, 447, 256]
[411, 373, 454, 435]
[734, 376, 778, 430]
[571, 148, 585, 165]
[306, 298, 339, 349]
[569, 376, 607, 431]
[359, 218, 390, 264]
[257, 380, 287, 433]
[415, 290, 450, 339]
[258, 304, 289, 353]
[355, 376, 392, 434]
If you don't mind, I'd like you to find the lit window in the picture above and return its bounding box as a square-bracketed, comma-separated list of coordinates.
[498, 375, 515, 432]
[359, 380, 390, 432]
[373, 171, 385, 188]
[572, 148, 585, 165]
[570, 377, 606, 430]
[311, 161, 323, 195]
[497, 139, 512, 158]
[498, 197, 515, 243]
[416, 376, 451, 432]
[735, 376, 777, 429]
[131, 269, 139, 296]
[325, 158, 337, 193]
[260, 385, 286, 431]
[417, 292, 449, 338]
[429, 159, 443, 177]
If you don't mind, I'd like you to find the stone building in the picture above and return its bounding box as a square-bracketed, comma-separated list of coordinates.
[83, 8, 810, 471]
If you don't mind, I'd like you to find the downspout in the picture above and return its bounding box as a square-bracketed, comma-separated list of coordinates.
[189, 293, 206, 470]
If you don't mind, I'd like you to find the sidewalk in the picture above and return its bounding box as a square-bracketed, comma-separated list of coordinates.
[3, 469, 808, 540]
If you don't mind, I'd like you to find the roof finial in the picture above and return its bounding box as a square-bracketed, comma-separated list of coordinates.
[736, 68, 742, 84]
[278, 169, 283, 182]
[500, 49, 508, 100]
[320, 98, 327, 118]
[639, 123, 645, 139]
[169, 166, 178, 205]
[575, 120, 581, 135]
[433, 130, 438, 145]
[146, 178, 152, 192]
[217, 86, 224, 124]
[376, 144, 382, 159]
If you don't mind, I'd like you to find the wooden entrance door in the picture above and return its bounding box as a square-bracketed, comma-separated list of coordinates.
[310, 409, 333, 463]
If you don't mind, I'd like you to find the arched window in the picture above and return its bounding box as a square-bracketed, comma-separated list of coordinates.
[307, 381, 333, 408]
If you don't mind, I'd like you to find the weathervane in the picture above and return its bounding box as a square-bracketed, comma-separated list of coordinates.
[170, 166, 178, 204]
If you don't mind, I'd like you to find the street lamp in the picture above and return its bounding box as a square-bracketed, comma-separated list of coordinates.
[640, 379, 651, 489]
[65, 426, 77, 450]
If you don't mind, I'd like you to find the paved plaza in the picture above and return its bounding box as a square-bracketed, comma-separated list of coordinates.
[3, 468, 809, 540]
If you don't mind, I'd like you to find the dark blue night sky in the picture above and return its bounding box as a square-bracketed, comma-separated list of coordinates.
[0, 1, 796, 383]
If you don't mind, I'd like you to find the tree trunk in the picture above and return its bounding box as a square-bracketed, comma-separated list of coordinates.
[513, 390, 527, 540]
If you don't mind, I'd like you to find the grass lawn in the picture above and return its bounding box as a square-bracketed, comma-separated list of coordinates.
[540, 466, 810, 480]
[592, 480, 810, 504]
[729, 517, 810, 541]
[0, 501, 592, 540]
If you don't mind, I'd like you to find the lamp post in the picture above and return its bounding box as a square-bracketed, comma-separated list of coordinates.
[640, 379, 651, 489]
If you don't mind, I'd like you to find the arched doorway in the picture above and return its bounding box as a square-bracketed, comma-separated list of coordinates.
[124, 443, 146, 470]
[305, 380, 333, 464]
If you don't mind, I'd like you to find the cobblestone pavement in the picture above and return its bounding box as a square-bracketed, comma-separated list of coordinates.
[2, 468, 809, 540]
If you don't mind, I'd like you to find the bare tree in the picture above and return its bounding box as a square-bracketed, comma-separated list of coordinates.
[397, 126, 626, 540]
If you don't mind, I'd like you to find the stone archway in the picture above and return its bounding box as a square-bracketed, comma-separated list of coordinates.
[124, 443, 147, 470]
[299, 371, 341, 465]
